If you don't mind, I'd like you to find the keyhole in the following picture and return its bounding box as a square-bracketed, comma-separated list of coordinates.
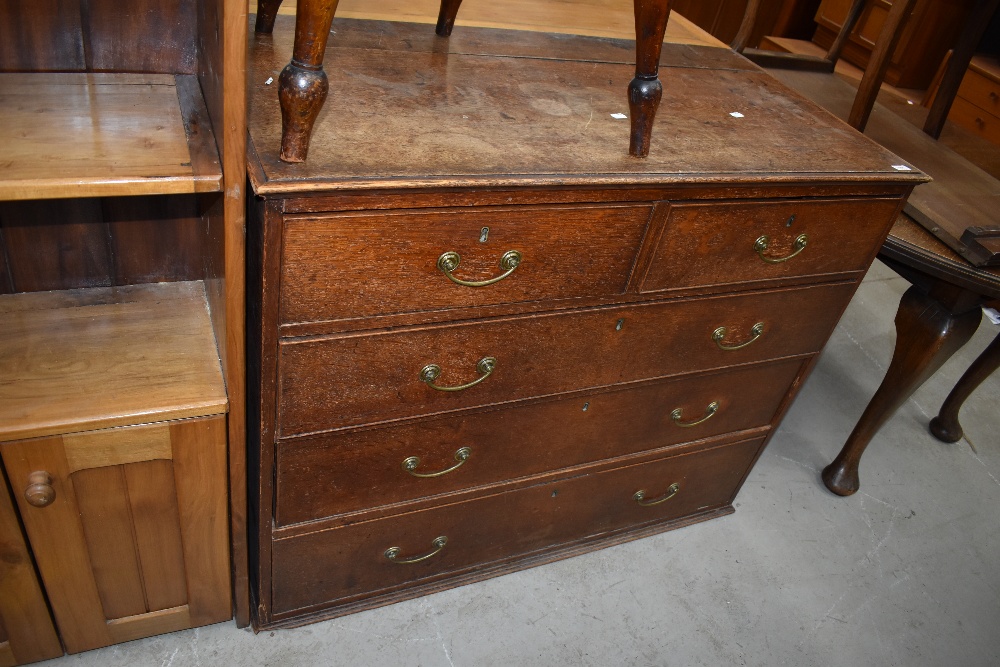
[551, 490, 559, 498]
[582, 402, 590, 411]
[785, 214, 796, 228]
[479, 227, 490, 243]
[616, 319, 624, 331]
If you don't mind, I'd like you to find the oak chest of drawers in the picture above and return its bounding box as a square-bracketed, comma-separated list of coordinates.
[246, 18, 924, 628]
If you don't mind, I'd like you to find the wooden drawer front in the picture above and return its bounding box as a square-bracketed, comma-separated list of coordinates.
[949, 97, 1000, 145]
[275, 359, 802, 525]
[277, 281, 854, 437]
[639, 197, 900, 293]
[278, 204, 652, 325]
[958, 68, 1000, 119]
[271, 435, 763, 615]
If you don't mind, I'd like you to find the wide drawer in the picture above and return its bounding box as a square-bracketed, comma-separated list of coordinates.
[278, 203, 652, 325]
[270, 435, 764, 615]
[639, 197, 901, 293]
[275, 359, 802, 525]
[277, 281, 855, 437]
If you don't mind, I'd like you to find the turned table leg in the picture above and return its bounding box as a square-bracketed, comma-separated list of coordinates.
[254, 0, 285, 34]
[629, 0, 672, 158]
[822, 285, 983, 496]
[929, 329, 1000, 443]
[436, 0, 464, 37]
[267, 0, 341, 163]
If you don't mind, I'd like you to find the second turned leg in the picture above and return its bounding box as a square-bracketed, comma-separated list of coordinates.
[822, 285, 983, 496]
[254, 0, 285, 34]
[277, 0, 341, 162]
[436, 0, 465, 37]
[929, 329, 1000, 443]
[629, 0, 673, 157]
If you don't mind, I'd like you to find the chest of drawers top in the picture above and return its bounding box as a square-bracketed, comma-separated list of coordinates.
[247, 17, 923, 198]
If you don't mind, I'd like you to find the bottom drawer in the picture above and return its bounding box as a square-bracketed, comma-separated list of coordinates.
[270, 435, 764, 617]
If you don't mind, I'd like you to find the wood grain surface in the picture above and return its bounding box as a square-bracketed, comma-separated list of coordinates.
[0, 73, 222, 200]
[0, 281, 227, 441]
[247, 17, 925, 194]
[270, 435, 763, 615]
[277, 281, 856, 437]
[275, 359, 802, 526]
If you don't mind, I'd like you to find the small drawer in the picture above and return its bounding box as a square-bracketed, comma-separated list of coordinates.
[949, 97, 1000, 146]
[957, 67, 1000, 117]
[270, 435, 764, 616]
[639, 197, 901, 293]
[275, 359, 802, 525]
[277, 281, 854, 437]
[278, 203, 652, 325]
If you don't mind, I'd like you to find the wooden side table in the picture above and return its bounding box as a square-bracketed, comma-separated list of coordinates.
[823, 214, 1000, 495]
[253, 0, 674, 161]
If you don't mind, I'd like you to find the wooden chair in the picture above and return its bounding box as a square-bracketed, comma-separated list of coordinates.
[732, 0, 917, 131]
[255, 0, 674, 162]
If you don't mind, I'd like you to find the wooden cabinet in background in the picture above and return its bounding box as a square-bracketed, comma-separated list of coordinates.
[814, 0, 976, 88]
[0, 0, 249, 660]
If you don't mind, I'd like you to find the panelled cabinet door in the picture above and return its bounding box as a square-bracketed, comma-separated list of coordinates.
[0, 469, 63, 666]
[0, 415, 230, 654]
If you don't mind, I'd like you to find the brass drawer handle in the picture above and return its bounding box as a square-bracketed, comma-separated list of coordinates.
[385, 536, 448, 564]
[633, 482, 681, 507]
[420, 357, 496, 392]
[437, 250, 522, 287]
[713, 322, 764, 351]
[671, 401, 719, 428]
[402, 447, 472, 478]
[754, 233, 808, 264]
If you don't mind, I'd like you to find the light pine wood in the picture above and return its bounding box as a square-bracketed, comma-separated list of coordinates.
[0, 73, 223, 201]
[1, 435, 114, 653]
[125, 460, 189, 612]
[0, 468, 63, 666]
[63, 423, 172, 474]
[1, 415, 231, 654]
[0, 281, 227, 442]
[74, 466, 149, 620]
[106, 606, 193, 644]
[171, 416, 231, 626]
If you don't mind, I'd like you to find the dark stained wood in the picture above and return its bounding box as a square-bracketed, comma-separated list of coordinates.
[246, 18, 925, 629]
[847, 0, 917, 131]
[824, 0, 865, 63]
[639, 197, 903, 293]
[279, 204, 652, 325]
[271, 436, 763, 616]
[628, 0, 673, 157]
[0, 0, 85, 71]
[0, 198, 111, 292]
[105, 195, 204, 285]
[255, 0, 285, 33]
[247, 18, 924, 193]
[767, 68, 1000, 267]
[0, 235, 11, 294]
[731, 0, 763, 51]
[929, 329, 1000, 442]
[822, 283, 984, 495]
[83, 0, 198, 73]
[275, 359, 801, 525]
[435, 0, 464, 36]
[277, 282, 856, 437]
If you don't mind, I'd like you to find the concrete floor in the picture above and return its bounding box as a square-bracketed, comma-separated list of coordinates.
[38, 260, 999, 667]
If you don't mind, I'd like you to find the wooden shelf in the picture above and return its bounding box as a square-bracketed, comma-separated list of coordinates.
[0, 73, 222, 201]
[0, 281, 227, 442]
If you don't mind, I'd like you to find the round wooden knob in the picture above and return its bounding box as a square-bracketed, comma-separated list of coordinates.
[24, 471, 55, 508]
